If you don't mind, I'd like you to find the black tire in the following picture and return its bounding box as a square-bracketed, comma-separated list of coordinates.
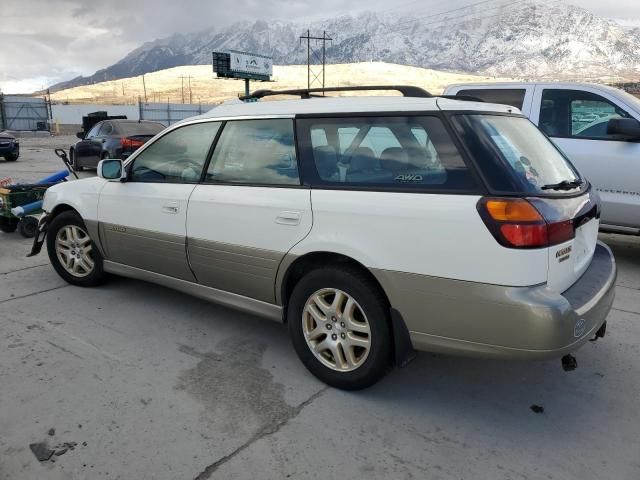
[0, 217, 19, 233]
[18, 216, 38, 238]
[287, 267, 392, 390]
[5, 153, 18, 162]
[46, 211, 106, 287]
[71, 149, 83, 171]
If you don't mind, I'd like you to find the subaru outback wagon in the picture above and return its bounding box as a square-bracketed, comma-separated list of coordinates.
[30, 86, 616, 390]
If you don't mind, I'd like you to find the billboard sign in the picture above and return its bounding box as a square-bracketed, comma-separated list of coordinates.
[229, 51, 273, 77]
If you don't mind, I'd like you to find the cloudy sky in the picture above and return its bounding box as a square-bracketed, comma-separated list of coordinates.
[1, 0, 639, 93]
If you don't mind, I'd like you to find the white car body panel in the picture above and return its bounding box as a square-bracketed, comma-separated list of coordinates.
[187, 185, 313, 251]
[292, 190, 548, 286]
[42, 176, 105, 221]
[97, 182, 196, 236]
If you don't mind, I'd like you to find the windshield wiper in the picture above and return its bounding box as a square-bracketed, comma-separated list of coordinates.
[540, 179, 584, 191]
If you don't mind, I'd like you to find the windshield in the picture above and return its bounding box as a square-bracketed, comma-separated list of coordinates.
[453, 114, 582, 195]
[615, 89, 640, 114]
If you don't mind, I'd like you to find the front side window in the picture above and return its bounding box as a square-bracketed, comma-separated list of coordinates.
[130, 122, 221, 183]
[453, 114, 581, 195]
[205, 119, 299, 185]
[299, 116, 478, 191]
[539, 89, 629, 139]
[98, 122, 113, 136]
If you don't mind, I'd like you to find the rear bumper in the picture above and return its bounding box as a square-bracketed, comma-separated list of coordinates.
[377, 242, 617, 359]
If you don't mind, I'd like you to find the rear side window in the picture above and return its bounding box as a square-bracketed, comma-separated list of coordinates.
[297, 116, 479, 192]
[205, 119, 299, 186]
[457, 89, 526, 109]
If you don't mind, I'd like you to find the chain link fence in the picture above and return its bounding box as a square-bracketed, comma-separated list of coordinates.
[138, 100, 217, 126]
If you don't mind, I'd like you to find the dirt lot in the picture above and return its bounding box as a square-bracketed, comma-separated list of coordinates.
[1, 136, 639, 480]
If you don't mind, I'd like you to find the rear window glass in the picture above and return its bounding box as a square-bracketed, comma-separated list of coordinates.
[298, 116, 479, 192]
[452, 115, 581, 194]
[118, 122, 165, 136]
[456, 89, 526, 109]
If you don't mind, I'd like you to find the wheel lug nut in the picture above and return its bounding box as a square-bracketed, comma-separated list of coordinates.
[341, 333, 346, 339]
[331, 334, 337, 341]
[331, 316, 336, 322]
[326, 324, 332, 330]
[340, 322, 345, 328]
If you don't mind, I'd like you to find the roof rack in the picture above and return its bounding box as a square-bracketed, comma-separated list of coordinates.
[239, 85, 433, 101]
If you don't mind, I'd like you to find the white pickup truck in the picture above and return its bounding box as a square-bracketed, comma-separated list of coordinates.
[444, 82, 640, 234]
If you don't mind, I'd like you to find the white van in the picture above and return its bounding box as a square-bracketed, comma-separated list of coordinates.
[444, 82, 640, 234]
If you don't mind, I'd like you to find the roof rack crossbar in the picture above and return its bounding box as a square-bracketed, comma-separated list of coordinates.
[240, 85, 433, 100]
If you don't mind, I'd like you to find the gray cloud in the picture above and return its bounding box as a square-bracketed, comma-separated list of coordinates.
[1, 0, 638, 93]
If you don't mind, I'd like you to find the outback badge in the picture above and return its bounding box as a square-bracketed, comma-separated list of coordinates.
[556, 245, 572, 263]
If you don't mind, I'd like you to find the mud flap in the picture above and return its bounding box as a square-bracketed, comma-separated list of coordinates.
[390, 307, 417, 368]
[26, 213, 50, 257]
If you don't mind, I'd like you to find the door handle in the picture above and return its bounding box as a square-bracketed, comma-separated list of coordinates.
[162, 202, 180, 214]
[275, 211, 301, 226]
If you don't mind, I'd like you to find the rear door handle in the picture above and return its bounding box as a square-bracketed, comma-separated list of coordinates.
[275, 211, 301, 226]
[162, 202, 180, 214]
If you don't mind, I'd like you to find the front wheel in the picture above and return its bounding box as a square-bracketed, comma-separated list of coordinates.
[287, 267, 391, 390]
[5, 153, 18, 161]
[46, 211, 106, 286]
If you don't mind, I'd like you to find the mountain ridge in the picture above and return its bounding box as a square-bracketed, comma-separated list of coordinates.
[49, 1, 640, 91]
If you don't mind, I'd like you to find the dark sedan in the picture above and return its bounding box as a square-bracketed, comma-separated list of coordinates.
[0, 131, 19, 161]
[70, 120, 165, 171]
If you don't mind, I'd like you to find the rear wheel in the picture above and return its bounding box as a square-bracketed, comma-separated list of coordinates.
[287, 267, 391, 390]
[46, 211, 106, 286]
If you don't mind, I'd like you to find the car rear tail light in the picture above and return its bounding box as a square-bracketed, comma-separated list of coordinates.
[120, 137, 145, 150]
[478, 197, 574, 249]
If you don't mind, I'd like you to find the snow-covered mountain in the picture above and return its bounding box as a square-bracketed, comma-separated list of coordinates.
[50, 1, 640, 91]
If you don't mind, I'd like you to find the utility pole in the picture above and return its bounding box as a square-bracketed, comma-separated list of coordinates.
[299, 30, 332, 93]
[141, 74, 148, 103]
[179, 75, 194, 104]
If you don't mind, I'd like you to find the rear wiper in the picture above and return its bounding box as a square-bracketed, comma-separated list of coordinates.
[541, 179, 584, 191]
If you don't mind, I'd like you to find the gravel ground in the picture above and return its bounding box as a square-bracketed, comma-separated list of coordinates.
[0, 136, 639, 480]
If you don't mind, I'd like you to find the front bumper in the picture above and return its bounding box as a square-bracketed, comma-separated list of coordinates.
[384, 242, 617, 359]
[0, 144, 19, 156]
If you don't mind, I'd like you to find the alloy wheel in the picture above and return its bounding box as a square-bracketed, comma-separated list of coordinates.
[302, 288, 371, 372]
[55, 225, 94, 278]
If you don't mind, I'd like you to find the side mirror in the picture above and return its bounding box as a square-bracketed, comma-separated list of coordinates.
[76, 131, 85, 140]
[97, 159, 126, 181]
[606, 118, 640, 140]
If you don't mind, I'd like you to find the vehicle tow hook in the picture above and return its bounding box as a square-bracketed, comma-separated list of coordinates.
[589, 321, 607, 342]
[561, 354, 577, 372]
